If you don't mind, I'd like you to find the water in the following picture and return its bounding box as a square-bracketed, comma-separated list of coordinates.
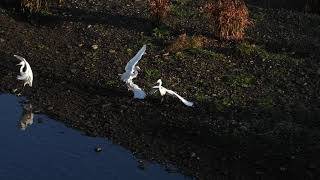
[0, 93, 189, 180]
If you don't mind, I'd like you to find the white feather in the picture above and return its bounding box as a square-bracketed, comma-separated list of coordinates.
[152, 79, 194, 107]
[126, 79, 146, 99]
[120, 45, 146, 82]
[14, 55, 33, 87]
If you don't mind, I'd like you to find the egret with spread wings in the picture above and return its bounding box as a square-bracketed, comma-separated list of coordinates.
[119, 45, 147, 99]
[120, 44, 146, 82]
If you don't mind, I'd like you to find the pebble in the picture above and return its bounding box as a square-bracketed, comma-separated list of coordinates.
[109, 49, 116, 53]
[94, 147, 102, 152]
[70, 69, 77, 73]
[92, 45, 98, 50]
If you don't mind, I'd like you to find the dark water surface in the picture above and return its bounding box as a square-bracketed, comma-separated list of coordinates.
[0, 93, 190, 180]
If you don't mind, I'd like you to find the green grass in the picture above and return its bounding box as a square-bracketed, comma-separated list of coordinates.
[187, 48, 225, 59]
[152, 26, 170, 40]
[145, 69, 161, 79]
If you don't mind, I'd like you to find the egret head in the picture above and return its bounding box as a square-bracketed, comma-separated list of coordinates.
[135, 66, 141, 71]
[156, 79, 162, 85]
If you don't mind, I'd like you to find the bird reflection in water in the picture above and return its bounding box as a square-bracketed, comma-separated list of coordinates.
[18, 103, 34, 130]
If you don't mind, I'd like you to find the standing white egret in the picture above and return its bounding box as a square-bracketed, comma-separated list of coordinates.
[14, 55, 33, 87]
[120, 44, 146, 82]
[152, 79, 194, 107]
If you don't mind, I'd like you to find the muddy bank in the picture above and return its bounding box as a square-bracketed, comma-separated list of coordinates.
[1, 1, 320, 179]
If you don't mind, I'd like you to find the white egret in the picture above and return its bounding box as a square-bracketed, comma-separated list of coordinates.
[120, 44, 146, 82]
[14, 55, 33, 87]
[152, 79, 194, 107]
[126, 79, 146, 99]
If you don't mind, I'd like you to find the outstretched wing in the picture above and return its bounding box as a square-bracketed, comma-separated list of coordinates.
[166, 89, 194, 107]
[14, 55, 26, 62]
[125, 45, 146, 73]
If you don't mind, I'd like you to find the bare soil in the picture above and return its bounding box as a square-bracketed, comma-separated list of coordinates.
[0, 1, 320, 179]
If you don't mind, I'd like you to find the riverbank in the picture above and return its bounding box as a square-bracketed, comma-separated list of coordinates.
[0, 1, 320, 179]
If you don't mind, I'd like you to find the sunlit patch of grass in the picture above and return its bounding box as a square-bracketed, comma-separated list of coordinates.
[187, 48, 225, 59]
[173, 51, 185, 60]
[235, 42, 270, 60]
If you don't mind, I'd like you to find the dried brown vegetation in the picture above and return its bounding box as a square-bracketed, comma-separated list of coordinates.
[203, 0, 251, 41]
[167, 33, 209, 53]
[305, 0, 320, 13]
[147, 0, 171, 22]
[20, 0, 48, 13]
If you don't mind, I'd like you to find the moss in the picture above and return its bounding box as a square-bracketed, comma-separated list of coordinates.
[195, 92, 207, 101]
[152, 26, 170, 40]
[145, 69, 161, 79]
[226, 74, 256, 88]
[187, 48, 225, 59]
[171, 0, 195, 18]
[235, 42, 270, 59]
[106, 80, 117, 87]
[258, 97, 274, 109]
[173, 51, 185, 60]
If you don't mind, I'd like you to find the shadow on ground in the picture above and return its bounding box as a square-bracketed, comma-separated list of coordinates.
[1, 51, 319, 180]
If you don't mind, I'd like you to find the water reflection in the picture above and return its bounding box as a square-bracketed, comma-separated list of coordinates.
[0, 94, 189, 180]
[18, 103, 33, 130]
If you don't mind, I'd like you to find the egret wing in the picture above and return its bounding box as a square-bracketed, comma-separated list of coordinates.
[14, 55, 26, 62]
[166, 89, 194, 107]
[125, 45, 146, 73]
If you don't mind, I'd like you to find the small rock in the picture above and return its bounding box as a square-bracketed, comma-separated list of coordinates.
[92, 45, 98, 50]
[47, 106, 54, 110]
[191, 152, 196, 158]
[109, 49, 116, 53]
[78, 43, 83, 47]
[0, 38, 4, 43]
[70, 69, 77, 74]
[94, 147, 102, 152]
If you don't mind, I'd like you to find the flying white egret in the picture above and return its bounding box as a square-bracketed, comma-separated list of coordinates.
[126, 79, 146, 99]
[14, 55, 33, 87]
[120, 44, 146, 82]
[152, 79, 194, 107]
